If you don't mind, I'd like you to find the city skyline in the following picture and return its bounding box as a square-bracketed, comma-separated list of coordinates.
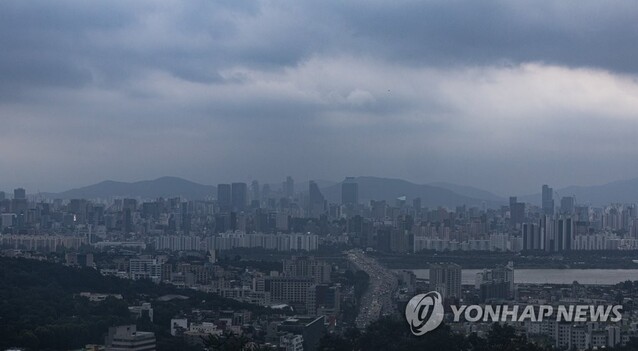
[2, 1, 638, 193]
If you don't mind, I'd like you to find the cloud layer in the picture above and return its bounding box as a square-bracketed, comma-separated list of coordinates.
[1, 0, 638, 194]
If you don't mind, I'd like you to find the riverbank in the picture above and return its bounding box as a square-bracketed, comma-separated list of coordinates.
[401, 268, 638, 285]
[373, 250, 638, 269]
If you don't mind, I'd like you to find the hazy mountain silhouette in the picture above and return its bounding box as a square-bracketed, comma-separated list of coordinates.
[320, 176, 504, 207]
[42, 176, 504, 207]
[48, 176, 216, 200]
[519, 177, 638, 206]
[38, 175, 638, 207]
[428, 182, 505, 202]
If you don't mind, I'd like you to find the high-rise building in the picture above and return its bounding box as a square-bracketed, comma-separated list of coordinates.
[13, 188, 26, 200]
[341, 177, 359, 207]
[284, 176, 294, 198]
[560, 196, 575, 215]
[262, 183, 271, 201]
[413, 197, 422, 214]
[429, 263, 461, 300]
[509, 196, 525, 226]
[231, 183, 248, 212]
[555, 216, 574, 252]
[308, 181, 326, 218]
[251, 180, 260, 202]
[542, 185, 554, 216]
[522, 222, 543, 250]
[217, 184, 231, 212]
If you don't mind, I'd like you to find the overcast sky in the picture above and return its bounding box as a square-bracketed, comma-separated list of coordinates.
[2, 0, 638, 195]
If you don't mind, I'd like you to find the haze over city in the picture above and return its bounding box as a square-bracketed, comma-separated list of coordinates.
[2, 0, 638, 194]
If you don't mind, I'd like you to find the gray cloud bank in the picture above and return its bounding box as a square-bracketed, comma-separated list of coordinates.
[1, 0, 638, 194]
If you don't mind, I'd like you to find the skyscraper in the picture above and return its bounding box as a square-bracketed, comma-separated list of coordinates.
[542, 184, 554, 216]
[284, 176, 294, 198]
[341, 177, 359, 207]
[509, 196, 525, 226]
[412, 197, 422, 214]
[251, 180, 260, 202]
[560, 196, 575, 215]
[13, 188, 26, 200]
[217, 184, 231, 212]
[555, 216, 573, 252]
[262, 183, 272, 200]
[308, 181, 326, 218]
[231, 182, 248, 212]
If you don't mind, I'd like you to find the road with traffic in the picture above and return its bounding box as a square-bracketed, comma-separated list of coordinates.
[346, 249, 399, 329]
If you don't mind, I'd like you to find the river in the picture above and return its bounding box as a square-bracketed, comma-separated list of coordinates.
[402, 269, 638, 285]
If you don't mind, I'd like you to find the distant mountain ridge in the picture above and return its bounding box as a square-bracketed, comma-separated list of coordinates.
[320, 176, 504, 208]
[40, 175, 638, 207]
[40, 176, 505, 207]
[519, 177, 638, 206]
[46, 176, 216, 200]
[428, 181, 505, 202]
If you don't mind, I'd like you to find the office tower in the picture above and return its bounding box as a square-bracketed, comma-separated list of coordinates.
[509, 196, 525, 226]
[231, 182, 248, 212]
[251, 180, 260, 202]
[542, 184, 554, 216]
[0, 191, 5, 201]
[413, 197, 422, 214]
[341, 177, 359, 206]
[217, 184, 231, 212]
[261, 183, 271, 200]
[560, 196, 575, 215]
[371, 200, 387, 220]
[308, 181, 326, 218]
[429, 263, 461, 300]
[575, 206, 590, 222]
[10, 188, 28, 222]
[284, 176, 294, 198]
[13, 188, 26, 200]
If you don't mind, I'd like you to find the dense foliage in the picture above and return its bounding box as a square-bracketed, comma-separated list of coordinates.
[320, 318, 551, 351]
[0, 257, 266, 350]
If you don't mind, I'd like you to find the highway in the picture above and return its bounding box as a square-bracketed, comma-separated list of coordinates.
[346, 249, 399, 329]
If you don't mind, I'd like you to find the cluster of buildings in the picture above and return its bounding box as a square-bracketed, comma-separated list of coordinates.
[169, 313, 326, 351]
[97, 253, 342, 325]
[6, 180, 638, 350]
[417, 262, 638, 350]
[3, 181, 638, 257]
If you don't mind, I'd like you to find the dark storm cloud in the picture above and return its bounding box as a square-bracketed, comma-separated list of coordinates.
[324, 0, 638, 72]
[2, 0, 637, 94]
[1, 0, 638, 193]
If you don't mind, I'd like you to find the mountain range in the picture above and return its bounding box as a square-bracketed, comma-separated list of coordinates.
[42, 176, 216, 200]
[33, 176, 638, 207]
[320, 176, 503, 208]
[518, 178, 638, 206]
